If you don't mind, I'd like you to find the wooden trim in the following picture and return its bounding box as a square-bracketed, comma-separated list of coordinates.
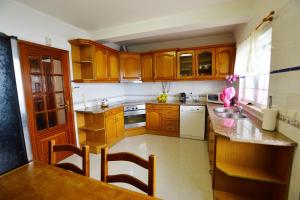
[68, 39, 119, 53]
[18, 40, 68, 53]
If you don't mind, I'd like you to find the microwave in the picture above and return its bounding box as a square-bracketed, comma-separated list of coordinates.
[206, 93, 223, 104]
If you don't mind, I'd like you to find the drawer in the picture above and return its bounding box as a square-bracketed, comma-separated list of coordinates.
[162, 104, 179, 111]
[105, 106, 123, 117]
[161, 119, 178, 132]
[146, 104, 162, 110]
[162, 110, 179, 119]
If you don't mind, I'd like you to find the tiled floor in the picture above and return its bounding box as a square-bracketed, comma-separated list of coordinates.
[62, 135, 213, 200]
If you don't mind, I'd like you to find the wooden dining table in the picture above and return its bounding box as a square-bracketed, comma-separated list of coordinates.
[0, 161, 158, 200]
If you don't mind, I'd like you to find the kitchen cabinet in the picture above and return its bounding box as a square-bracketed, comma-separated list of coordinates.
[141, 53, 153, 81]
[119, 53, 141, 81]
[153, 51, 176, 80]
[105, 115, 117, 144]
[75, 106, 124, 154]
[146, 109, 161, 131]
[108, 51, 120, 81]
[69, 39, 120, 82]
[177, 50, 196, 79]
[95, 46, 108, 80]
[216, 46, 234, 78]
[146, 103, 179, 136]
[196, 48, 215, 79]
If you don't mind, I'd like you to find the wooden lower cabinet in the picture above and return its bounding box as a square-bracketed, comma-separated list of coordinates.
[146, 104, 179, 136]
[210, 131, 295, 200]
[76, 106, 125, 154]
[146, 109, 161, 130]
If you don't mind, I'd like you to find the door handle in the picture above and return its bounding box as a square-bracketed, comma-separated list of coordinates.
[60, 100, 70, 112]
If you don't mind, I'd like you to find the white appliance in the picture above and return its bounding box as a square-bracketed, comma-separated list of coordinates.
[206, 93, 223, 104]
[180, 106, 206, 140]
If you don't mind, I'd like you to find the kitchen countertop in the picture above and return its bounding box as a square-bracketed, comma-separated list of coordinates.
[207, 103, 297, 147]
[75, 100, 207, 114]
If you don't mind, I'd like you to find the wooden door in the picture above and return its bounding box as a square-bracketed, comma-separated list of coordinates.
[119, 53, 141, 81]
[141, 54, 153, 81]
[196, 48, 216, 79]
[216, 47, 234, 78]
[105, 115, 116, 144]
[94, 46, 108, 80]
[177, 50, 196, 79]
[153, 51, 176, 80]
[116, 112, 125, 137]
[146, 109, 161, 130]
[108, 51, 119, 81]
[18, 41, 76, 163]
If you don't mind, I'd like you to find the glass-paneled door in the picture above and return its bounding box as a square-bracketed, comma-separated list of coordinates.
[19, 41, 75, 162]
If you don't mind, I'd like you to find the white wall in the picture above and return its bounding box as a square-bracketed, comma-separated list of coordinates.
[124, 81, 224, 101]
[127, 33, 235, 52]
[234, 0, 300, 199]
[0, 0, 127, 106]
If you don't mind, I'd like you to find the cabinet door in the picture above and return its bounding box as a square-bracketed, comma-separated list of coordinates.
[108, 51, 119, 81]
[105, 115, 117, 144]
[153, 51, 176, 80]
[161, 119, 178, 132]
[146, 109, 161, 130]
[196, 48, 216, 79]
[216, 47, 234, 78]
[141, 54, 153, 81]
[119, 53, 141, 80]
[94, 46, 108, 80]
[116, 112, 125, 137]
[177, 50, 195, 79]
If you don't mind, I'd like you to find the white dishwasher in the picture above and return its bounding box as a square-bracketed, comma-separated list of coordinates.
[180, 105, 206, 140]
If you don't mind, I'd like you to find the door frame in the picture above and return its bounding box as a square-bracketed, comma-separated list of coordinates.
[18, 40, 76, 161]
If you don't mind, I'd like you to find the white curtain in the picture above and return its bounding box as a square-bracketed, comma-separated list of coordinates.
[235, 27, 272, 106]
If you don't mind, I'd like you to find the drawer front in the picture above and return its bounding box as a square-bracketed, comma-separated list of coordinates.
[162, 110, 179, 119]
[162, 104, 179, 111]
[161, 119, 179, 132]
[105, 106, 123, 117]
[146, 104, 162, 110]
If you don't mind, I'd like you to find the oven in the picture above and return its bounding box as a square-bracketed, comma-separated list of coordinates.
[124, 104, 146, 129]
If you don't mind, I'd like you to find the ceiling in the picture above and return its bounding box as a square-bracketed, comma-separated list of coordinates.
[115, 25, 236, 46]
[14, 0, 255, 44]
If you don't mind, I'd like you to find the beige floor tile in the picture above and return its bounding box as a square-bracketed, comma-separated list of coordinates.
[62, 134, 212, 200]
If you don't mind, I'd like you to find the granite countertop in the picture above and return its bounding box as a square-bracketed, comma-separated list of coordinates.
[207, 103, 297, 147]
[75, 100, 207, 114]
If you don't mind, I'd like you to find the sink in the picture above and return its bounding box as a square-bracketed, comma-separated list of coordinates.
[216, 112, 247, 119]
[213, 107, 233, 113]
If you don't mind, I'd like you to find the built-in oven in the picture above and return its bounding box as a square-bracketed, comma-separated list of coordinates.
[124, 104, 146, 129]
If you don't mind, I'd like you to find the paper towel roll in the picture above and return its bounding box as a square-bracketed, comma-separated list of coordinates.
[262, 108, 278, 131]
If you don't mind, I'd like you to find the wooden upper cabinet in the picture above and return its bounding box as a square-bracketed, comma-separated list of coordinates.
[153, 51, 176, 80]
[177, 50, 196, 79]
[216, 46, 234, 78]
[94, 46, 108, 80]
[119, 53, 141, 81]
[108, 51, 119, 81]
[141, 54, 153, 81]
[196, 48, 216, 79]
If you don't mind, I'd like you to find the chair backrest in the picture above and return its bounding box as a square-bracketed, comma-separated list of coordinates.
[101, 147, 156, 197]
[48, 140, 90, 177]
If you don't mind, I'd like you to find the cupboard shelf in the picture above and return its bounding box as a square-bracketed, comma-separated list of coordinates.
[216, 162, 286, 185]
[79, 126, 104, 132]
[213, 190, 256, 200]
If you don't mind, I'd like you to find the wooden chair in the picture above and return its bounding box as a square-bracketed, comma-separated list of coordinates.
[101, 147, 156, 197]
[48, 140, 90, 177]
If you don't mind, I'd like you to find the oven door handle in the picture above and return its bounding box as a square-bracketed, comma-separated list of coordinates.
[124, 110, 146, 117]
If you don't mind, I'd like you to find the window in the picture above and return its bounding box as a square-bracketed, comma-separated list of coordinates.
[235, 27, 272, 107]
